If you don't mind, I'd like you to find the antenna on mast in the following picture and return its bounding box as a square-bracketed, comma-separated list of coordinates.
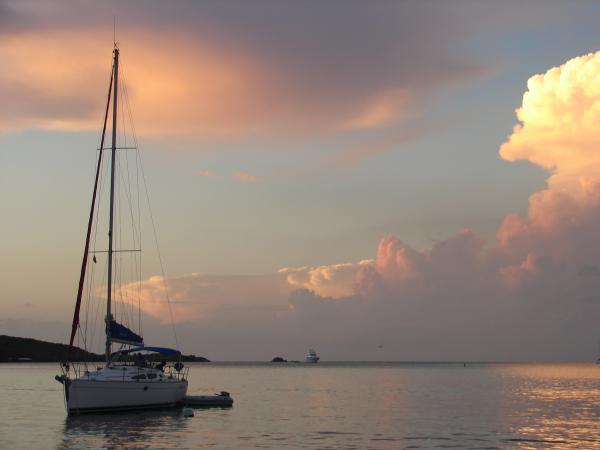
[113, 16, 116, 46]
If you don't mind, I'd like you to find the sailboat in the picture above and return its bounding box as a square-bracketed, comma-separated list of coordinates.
[55, 44, 188, 414]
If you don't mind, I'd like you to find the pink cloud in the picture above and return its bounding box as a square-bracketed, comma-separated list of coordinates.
[0, 2, 489, 139]
[194, 170, 215, 178]
[286, 51, 600, 359]
[354, 51, 600, 300]
[340, 89, 412, 130]
[279, 260, 372, 298]
[234, 172, 258, 183]
[119, 273, 289, 324]
[330, 124, 429, 168]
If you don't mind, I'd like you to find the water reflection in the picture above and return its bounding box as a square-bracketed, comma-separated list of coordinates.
[59, 409, 189, 449]
[497, 364, 600, 448]
[2, 363, 599, 449]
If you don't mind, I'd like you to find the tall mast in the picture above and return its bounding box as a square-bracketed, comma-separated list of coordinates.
[105, 45, 119, 364]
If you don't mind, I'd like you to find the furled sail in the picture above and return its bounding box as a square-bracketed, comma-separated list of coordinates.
[109, 320, 144, 346]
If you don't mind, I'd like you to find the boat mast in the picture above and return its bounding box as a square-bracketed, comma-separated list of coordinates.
[105, 45, 119, 364]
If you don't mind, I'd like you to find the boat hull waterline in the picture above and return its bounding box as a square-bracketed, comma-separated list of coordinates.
[63, 379, 188, 414]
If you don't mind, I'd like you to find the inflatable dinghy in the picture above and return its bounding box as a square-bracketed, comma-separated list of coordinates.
[182, 391, 233, 407]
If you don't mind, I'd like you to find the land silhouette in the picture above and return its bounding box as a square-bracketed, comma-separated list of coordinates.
[0, 335, 209, 363]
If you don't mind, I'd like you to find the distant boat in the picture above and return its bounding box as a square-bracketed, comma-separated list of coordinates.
[55, 44, 188, 414]
[305, 349, 320, 363]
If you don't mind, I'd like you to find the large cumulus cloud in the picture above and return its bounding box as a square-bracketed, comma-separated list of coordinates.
[500, 52, 600, 189]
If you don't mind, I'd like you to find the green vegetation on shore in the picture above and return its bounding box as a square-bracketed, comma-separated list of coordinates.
[0, 335, 209, 362]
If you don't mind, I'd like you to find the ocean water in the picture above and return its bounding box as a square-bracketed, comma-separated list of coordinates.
[0, 362, 598, 449]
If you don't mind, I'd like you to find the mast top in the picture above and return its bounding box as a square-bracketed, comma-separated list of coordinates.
[113, 16, 118, 50]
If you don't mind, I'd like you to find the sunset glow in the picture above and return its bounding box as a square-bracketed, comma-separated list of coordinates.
[3, 0, 600, 362]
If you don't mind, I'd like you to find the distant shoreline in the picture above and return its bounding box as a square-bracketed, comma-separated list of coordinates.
[0, 335, 209, 363]
[1, 336, 593, 364]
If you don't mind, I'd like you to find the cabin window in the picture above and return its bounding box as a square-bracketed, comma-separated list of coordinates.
[132, 374, 147, 380]
[147, 373, 157, 379]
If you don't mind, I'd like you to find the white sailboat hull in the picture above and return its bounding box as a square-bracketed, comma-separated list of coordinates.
[65, 379, 188, 414]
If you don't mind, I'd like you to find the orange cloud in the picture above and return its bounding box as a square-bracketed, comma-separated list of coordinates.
[375, 236, 425, 282]
[340, 89, 412, 130]
[500, 51, 600, 190]
[0, 28, 274, 136]
[330, 125, 429, 168]
[1, 0, 488, 142]
[234, 172, 258, 183]
[194, 170, 215, 178]
[279, 260, 372, 298]
[118, 275, 204, 324]
[359, 52, 600, 298]
[494, 51, 600, 269]
[0, 28, 420, 138]
[119, 273, 290, 323]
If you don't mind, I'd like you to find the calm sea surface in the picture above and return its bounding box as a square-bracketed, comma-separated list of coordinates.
[0, 362, 598, 449]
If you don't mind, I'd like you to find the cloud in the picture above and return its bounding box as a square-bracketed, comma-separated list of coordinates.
[499, 52, 600, 190]
[279, 260, 372, 298]
[340, 89, 412, 130]
[119, 273, 290, 324]
[193, 170, 258, 182]
[494, 52, 600, 282]
[330, 124, 430, 168]
[93, 50, 600, 359]
[234, 172, 258, 183]
[194, 170, 215, 178]
[0, 29, 273, 136]
[124, 263, 368, 324]
[255, 51, 600, 359]
[0, 0, 489, 137]
[349, 52, 600, 298]
[10, 14, 600, 359]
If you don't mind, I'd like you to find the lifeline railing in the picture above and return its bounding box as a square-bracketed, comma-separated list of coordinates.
[60, 361, 189, 381]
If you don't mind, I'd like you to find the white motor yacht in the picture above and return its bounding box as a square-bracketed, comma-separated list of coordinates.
[305, 349, 320, 363]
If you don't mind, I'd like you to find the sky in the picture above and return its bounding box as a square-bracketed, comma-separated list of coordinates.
[2, 0, 600, 361]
